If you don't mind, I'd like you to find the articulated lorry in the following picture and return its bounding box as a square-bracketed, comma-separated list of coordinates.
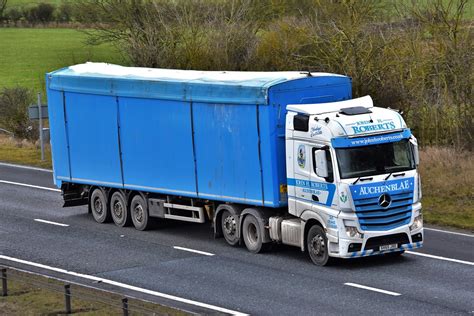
[46, 63, 423, 265]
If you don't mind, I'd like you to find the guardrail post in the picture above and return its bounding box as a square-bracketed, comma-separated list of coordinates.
[122, 297, 129, 316]
[1, 268, 7, 297]
[64, 284, 71, 314]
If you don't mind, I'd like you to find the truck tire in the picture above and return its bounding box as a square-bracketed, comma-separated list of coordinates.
[307, 225, 331, 266]
[110, 191, 130, 227]
[130, 195, 151, 231]
[221, 210, 239, 246]
[90, 188, 110, 224]
[242, 214, 264, 253]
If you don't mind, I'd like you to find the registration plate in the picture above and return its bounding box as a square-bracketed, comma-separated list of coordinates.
[380, 243, 398, 251]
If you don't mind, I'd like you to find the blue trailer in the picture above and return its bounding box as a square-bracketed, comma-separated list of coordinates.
[47, 63, 422, 265]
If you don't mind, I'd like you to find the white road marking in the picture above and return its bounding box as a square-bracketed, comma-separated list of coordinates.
[424, 227, 474, 238]
[0, 162, 52, 172]
[406, 251, 474, 266]
[0, 255, 248, 316]
[344, 283, 401, 296]
[173, 246, 215, 256]
[0, 180, 60, 192]
[34, 219, 69, 227]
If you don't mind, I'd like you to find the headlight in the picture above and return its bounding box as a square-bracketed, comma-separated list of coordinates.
[410, 214, 423, 231]
[345, 226, 363, 239]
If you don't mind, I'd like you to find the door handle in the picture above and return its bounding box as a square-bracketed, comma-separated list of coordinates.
[312, 195, 319, 202]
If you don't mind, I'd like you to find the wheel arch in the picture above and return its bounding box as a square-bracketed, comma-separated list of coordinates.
[240, 207, 273, 244]
[300, 210, 326, 252]
[214, 203, 244, 239]
[127, 190, 148, 213]
[88, 186, 108, 213]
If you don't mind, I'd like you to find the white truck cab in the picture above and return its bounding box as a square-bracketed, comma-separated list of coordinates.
[270, 96, 423, 265]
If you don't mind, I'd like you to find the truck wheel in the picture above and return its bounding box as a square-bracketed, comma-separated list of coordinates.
[221, 210, 239, 246]
[307, 225, 331, 266]
[242, 214, 264, 253]
[110, 191, 130, 227]
[130, 195, 150, 231]
[90, 188, 110, 224]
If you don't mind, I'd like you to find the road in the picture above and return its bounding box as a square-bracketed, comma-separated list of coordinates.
[0, 163, 473, 315]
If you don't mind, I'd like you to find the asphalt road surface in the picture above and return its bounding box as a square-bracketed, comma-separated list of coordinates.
[0, 162, 473, 315]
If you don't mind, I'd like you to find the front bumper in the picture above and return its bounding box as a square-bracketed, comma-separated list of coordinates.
[346, 241, 423, 258]
[328, 225, 424, 258]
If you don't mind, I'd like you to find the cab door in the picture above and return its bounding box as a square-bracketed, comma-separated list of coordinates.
[310, 145, 337, 208]
[290, 140, 311, 202]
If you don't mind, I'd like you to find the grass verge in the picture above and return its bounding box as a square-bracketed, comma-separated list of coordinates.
[0, 136, 472, 230]
[0, 267, 189, 315]
[0, 135, 52, 169]
[419, 147, 473, 231]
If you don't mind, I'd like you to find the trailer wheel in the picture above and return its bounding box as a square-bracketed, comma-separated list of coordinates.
[130, 195, 150, 231]
[221, 210, 239, 246]
[90, 188, 110, 224]
[307, 225, 331, 266]
[242, 214, 264, 253]
[110, 191, 130, 227]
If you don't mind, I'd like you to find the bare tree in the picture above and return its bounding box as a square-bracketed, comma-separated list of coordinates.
[0, 0, 8, 21]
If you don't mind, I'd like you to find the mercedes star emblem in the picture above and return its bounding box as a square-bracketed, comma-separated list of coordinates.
[378, 193, 392, 208]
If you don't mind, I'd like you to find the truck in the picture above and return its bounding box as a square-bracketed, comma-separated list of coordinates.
[46, 63, 423, 266]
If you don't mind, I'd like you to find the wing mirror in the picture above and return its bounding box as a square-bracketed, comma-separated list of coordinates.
[314, 149, 329, 178]
[410, 137, 419, 166]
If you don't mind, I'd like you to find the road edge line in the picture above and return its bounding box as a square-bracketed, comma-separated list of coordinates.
[406, 251, 474, 266]
[424, 227, 474, 238]
[0, 255, 248, 316]
[0, 162, 52, 172]
[0, 180, 60, 192]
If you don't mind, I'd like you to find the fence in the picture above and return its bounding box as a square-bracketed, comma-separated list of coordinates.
[0, 266, 168, 315]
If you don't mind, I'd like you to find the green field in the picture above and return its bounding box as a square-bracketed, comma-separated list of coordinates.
[0, 28, 125, 92]
[6, 0, 63, 8]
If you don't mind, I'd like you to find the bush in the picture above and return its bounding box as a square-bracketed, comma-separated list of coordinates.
[74, 0, 473, 149]
[56, 2, 74, 23]
[5, 7, 22, 25]
[24, 2, 55, 24]
[0, 87, 37, 140]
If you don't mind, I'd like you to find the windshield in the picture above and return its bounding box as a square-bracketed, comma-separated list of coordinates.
[336, 139, 415, 179]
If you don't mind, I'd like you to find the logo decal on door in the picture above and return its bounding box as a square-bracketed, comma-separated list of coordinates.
[297, 145, 306, 168]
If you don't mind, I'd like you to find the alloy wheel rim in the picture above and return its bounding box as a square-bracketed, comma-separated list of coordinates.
[94, 197, 103, 215]
[223, 215, 236, 236]
[134, 204, 143, 223]
[310, 234, 325, 258]
[113, 200, 123, 219]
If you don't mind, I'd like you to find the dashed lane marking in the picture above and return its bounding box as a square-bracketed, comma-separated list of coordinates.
[344, 283, 401, 296]
[173, 246, 215, 256]
[34, 219, 69, 227]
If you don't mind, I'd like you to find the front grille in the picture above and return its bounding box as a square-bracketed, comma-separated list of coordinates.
[353, 192, 413, 231]
[364, 233, 410, 251]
